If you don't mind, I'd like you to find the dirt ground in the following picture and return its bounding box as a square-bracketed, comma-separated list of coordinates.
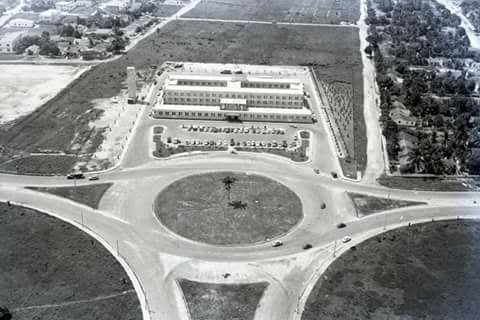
[154, 171, 303, 245]
[0, 20, 362, 175]
[302, 220, 480, 320]
[347, 192, 426, 217]
[0, 202, 141, 320]
[179, 279, 268, 320]
[27, 183, 113, 209]
[183, 0, 360, 24]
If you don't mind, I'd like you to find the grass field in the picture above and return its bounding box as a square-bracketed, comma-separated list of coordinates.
[302, 220, 480, 320]
[347, 192, 426, 217]
[378, 175, 476, 192]
[154, 171, 303, 245]
[26, 183, 113, 209]
[183, 0, 360, 24]
[0, 20, 362, 174]
[179, 279, 268, 320]
[0, 202, 141, 320]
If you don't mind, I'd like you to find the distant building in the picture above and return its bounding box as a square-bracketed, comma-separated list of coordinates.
[127, 66, 137, 103]
[55, 1, 74, 11]
[0, 32, 23, 54]
[39, 9, 64, 22]
[8, 18, 35, 28]
[153, 72, 313, 123]
[389, 102, 417, 127]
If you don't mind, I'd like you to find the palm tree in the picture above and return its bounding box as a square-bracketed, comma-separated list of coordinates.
[222, 175, 237, 202]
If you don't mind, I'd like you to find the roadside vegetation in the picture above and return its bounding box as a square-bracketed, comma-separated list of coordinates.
[0, 202, 141, 320]
[26, 183, 113, 209]
[302, 220, 480, 320]
[179, 279, 268, 320]
[347, 192, 426, 217]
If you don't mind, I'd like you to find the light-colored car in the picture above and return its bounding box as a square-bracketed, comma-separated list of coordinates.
[342, 236, 352, 243]
[272, 240, 283, 247]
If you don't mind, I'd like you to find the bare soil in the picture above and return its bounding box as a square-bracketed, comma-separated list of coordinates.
[26, 183, 113, 209]
[0, 20, 362, 175]
[154, 171, 303, 245]
[302, 220, 480, 320]
[0, 202, 141, 320]
[183, 0, 360, 24]
[179, 279, 268, 320]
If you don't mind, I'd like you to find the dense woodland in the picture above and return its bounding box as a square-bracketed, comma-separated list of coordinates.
[367, 0, 480, 175]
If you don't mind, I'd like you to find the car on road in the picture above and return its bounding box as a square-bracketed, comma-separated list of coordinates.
[336, 222, 346, 229]
[331, 171, 338, 179]
[303, 244, 313, 250]
[272, 240, 283, 247]
[66, 173, 85, 180]
[342, 236, 352, 243]
[313, 168, 320, 174]
[88, 176, 99, 181]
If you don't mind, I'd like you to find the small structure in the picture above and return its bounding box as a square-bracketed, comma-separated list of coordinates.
[8, 18, 35, 28]
[389, 102, 417, 127]
[127, 66, 137, 104]
[0, 32, 23, 54]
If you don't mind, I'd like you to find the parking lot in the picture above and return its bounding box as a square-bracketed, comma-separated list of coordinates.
[159, 121, 304, 149]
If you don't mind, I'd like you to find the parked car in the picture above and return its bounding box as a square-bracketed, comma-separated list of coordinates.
[303, 244, 313, 250]
[88, 176, 99, 181]
[331, 171, 338, 179]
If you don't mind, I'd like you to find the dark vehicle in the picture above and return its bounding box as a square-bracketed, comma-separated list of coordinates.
[88, 176, 99, 181]
[220, 69, 232, 74]
[67, 173, 85, 180]
[336, 222, 346, 229]
[303, 244, 313, 250]
[331, 171, 338, 179]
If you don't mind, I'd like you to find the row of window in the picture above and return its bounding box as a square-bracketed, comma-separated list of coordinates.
[176, 80, 227, 87]
[165, 91, 302, 100]
[241, 82, 290, 89]
[155, 110, 309, 121]
[164, 97, 301, 107]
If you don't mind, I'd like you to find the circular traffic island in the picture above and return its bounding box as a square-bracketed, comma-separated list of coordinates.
[302, 220, 480, 320]
[154, 172, 303, 245]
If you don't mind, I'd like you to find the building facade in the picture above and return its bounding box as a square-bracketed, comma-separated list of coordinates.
[153, 73, 313, 123]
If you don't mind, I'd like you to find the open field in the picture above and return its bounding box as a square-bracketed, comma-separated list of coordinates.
[302, 220, 480, 320]
[179, 279, 268, 320]
[154, 171, 303, 245]
[0, 20, 362, 174]
[183, 0, 360, 24]
[347, 192, 426, 217]
[0, 65, 87, 125]
[0, 202, 141, 320]
[27, 183, 113, 209]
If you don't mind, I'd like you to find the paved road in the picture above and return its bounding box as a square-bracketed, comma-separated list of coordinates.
[177, 16, 359, 28]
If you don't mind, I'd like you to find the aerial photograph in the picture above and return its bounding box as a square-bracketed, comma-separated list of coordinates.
[0, 0, 480, 318]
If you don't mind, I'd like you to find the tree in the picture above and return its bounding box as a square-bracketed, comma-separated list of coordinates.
[222, 176, 237, 202]
[0, 306, 12, 320]
[60, 24, 75, 37]
[364, 45, 373, 58]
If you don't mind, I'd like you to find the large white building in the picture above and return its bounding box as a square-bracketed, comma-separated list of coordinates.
[152, 73, 313, 123]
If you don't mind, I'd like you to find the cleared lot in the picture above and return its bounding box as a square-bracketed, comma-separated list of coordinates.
[0, 64, 86, 125]
[183, 0, 360, 24]
[0, 20, 361, 174]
